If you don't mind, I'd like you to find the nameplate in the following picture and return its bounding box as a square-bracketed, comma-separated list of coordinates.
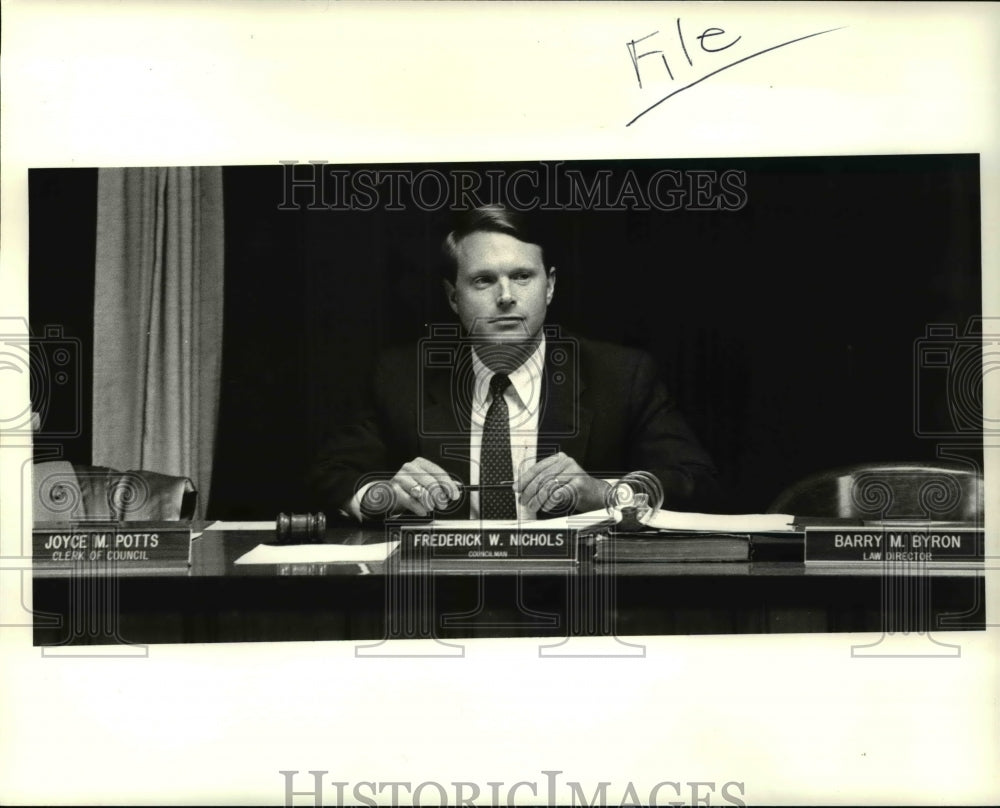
[33, 522, 192, 568]
[394, 526, 577, 561]
[805, 526, 984, 563]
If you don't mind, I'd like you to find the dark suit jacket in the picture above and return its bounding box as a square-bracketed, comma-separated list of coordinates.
[307, 332, 718, 518]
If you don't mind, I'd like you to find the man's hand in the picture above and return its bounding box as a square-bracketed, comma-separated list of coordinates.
[362, 457, 461, 517]
[518, 452, 611, 515]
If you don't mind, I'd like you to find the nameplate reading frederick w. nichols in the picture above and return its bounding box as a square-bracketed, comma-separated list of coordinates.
[393, 523, 577, 561]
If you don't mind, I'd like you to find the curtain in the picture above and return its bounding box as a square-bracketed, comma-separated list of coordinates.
[93, 167, 224, 519]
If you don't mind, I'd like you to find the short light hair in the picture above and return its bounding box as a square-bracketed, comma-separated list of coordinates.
[441, 205, 547, 282]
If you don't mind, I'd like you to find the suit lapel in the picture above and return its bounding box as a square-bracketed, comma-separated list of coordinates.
[537, 338, 592, 463]
[417, 338, 593, 482]
[418, 350, 473, 485]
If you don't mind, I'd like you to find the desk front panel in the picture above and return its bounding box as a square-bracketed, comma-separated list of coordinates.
[32, 526, 985, 645]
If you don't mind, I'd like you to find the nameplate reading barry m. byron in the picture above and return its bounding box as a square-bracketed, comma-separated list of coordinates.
[33, 522, 192, 572]
[393, 523, 577, 561]
[804, 526, 985, 564]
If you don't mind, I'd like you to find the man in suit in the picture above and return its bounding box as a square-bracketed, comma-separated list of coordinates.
[309, 205, 717, 520]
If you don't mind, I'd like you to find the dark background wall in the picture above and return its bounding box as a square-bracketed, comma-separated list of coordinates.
[29, 156, 982, 517]
[28, 167, 97, 465]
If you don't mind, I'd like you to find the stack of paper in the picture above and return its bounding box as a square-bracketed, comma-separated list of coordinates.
[234, 541, 398, 565]
[641, 510, 796, 533]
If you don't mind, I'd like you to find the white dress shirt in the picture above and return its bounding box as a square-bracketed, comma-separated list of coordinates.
[348, 336, 547, 520]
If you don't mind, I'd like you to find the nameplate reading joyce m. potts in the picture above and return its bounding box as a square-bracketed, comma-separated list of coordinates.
[33, 522, 192, 574]
[393, 522, 577, 561]
[804, 526, 984, 564]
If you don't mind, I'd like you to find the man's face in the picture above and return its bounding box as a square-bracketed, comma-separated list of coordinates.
[446, 231, 555, 346]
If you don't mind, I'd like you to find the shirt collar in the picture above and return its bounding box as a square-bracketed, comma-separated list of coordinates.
[471, 334, 546, 413]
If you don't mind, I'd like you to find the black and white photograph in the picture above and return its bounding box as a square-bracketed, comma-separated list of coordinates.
[27, 155, 986, 645]
[2, 2, 997, 806]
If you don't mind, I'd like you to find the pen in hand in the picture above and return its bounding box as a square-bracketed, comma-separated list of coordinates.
[403, 480, 516, 517]
[461, 480, 515, 492]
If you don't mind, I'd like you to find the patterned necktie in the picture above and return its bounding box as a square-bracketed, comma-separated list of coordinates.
[481, 373, 517, 519]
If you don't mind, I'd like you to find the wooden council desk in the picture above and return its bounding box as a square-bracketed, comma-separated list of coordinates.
[32, 523, 985, 646]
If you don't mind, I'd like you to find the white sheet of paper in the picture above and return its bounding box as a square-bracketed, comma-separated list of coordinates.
[234, 541, 399, 565]
[641, 509, 796, 533]
[204, 520, 275, 531]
